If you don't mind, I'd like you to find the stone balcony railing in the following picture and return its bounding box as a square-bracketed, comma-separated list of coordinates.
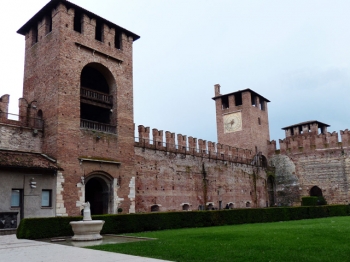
[80, 119, 116, 133]
[80, 87, 113, 104]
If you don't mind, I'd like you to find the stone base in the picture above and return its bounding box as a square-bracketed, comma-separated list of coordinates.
[70, 220, 105, 241]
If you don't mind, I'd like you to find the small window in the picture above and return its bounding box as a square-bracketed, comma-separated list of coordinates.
[74, 10, 82, 33]
[95, 20, 103, 42]
[11, 189, 22, 207]
[45, 15, 52, 34]
[32, 26, 38, 45]
[251, 95, 256, 106]
[260, 100, 265, 111]
[41, 190, 52, 207]
[258, 117, 261, 125]
[115, 31, 122, 49]
[235, 92, 242, 106]
[221, 96, 229, 109]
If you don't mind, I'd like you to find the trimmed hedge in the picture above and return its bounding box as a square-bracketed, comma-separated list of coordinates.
[302, 196, 327, 206]
[302, 196, 318, 206]
[17, 205, 350, 240]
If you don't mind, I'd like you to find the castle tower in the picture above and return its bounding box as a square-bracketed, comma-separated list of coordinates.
[17, 0, 140, 216]
[213, 85, 270, 157]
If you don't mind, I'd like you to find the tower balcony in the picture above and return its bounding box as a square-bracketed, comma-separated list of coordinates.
[80, 87, 113, 105]
[80, 119, 116, 134]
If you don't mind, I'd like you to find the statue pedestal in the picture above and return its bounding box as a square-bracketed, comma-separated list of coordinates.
[70, 220, 105, 241]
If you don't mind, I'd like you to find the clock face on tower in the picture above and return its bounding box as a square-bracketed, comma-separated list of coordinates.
[223, 112, 242, 133]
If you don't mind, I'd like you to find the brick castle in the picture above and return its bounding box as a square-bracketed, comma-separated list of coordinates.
[0, 0, 349, 226]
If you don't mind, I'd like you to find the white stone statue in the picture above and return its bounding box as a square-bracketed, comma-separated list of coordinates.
[82, 202, 92, 221]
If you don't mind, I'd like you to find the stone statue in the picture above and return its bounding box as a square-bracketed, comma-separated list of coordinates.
[82, 202, 92, 221]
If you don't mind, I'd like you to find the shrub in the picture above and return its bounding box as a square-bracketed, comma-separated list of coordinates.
[317, 196, 327, 205]
[302, 196, 318, 206]
[17, 205, 350, 240]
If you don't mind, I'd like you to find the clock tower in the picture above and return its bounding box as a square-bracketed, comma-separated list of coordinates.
[212, 84, 270, 157]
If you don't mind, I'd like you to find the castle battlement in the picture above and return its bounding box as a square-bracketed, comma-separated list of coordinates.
[0, 95, 43, 130]
[268, 129, 350, 155]
[135, 125, 263, 166]
[17, 0, 139, 55]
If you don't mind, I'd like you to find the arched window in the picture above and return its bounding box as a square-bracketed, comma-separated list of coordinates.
[182, 204, 190, 211]
[246, 202, 251, 208]
[207, 203, 214, 210]
[80, 63, 116, 133]
[81, 66, 109, 93]
[34, 110, 43, 129]
[151, 205, 160, 212]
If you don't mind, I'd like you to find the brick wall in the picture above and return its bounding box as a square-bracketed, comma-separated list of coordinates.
[135, 125, 268, 212]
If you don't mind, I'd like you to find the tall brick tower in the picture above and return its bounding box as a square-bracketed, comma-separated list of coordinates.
[17, 0, 140, 216]
[213, 85, 270, 157]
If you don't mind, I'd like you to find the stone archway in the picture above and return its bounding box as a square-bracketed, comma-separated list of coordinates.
[310, 186, 323, 197]
[85, 175, 111, 215]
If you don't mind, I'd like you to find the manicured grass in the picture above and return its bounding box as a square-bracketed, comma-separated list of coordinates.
[87, 216, 350, 262]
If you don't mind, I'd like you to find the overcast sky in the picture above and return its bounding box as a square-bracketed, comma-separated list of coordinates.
[1, 0, 350, 146]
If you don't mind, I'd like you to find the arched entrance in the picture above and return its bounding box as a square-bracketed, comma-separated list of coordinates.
[267, 175, 276, 207]
[310, 186, 323, 197]
[85, 176, 111, 215]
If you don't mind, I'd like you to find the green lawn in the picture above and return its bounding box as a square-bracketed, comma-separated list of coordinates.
[87, 216, 350, 262]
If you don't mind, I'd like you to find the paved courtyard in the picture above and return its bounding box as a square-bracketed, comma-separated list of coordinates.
[0, 234, 171, 262]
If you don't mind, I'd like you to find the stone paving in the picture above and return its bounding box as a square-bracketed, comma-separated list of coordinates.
[0, 234, 171, 262]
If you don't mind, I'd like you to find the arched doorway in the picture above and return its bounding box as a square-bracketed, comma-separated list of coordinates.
[85, 176, 110, 215]
[267, 175, 276, 207]
[310, 186, 323, 197]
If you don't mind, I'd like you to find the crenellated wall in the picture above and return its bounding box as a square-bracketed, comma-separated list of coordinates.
[0, 95, 44, 153]
[268, 129, 349, 154]
[136, 125, 260, 166]
[134, 125, 269, 212]
[268, 128, 350, 205]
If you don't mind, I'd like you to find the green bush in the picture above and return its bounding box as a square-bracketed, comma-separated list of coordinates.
[318, 196, 327, 205]
[17, 205, 350, 240]
[302, 196, 327, 206]
[302, 196, 318, 206]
